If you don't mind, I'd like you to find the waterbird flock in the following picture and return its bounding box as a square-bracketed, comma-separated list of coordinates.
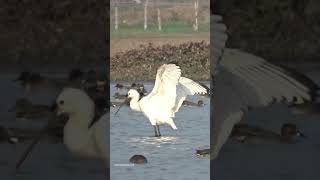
[2, 68, 108, 170]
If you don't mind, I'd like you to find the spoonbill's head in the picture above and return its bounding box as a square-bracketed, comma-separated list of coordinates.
[281, 123, 307, 139]
[127, 89, 140, 101]
[114, 89, 140, 115]
[56, 88, 94, 117]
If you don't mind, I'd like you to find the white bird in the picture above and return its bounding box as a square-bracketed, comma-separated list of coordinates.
[56, 88, 108, 162]
[211, 14, 319, 159]
[118, 64, 207, 137]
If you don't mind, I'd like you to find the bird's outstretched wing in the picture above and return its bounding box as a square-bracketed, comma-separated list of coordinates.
[212, 49, 320, 160]
[172, 77, 208, 115]
[146, 64, 181, 112]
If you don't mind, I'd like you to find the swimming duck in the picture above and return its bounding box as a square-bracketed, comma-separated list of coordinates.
[115, 83, 131, 90]
[196, 148, 210, 157]
[0, 126, 19, 144]
[230, 123, 307, 144]
[182, 100, 204, 107]
[115, 83, 147, 96]
[68, 68, 84, 82]
[14, 71, 66, 92]
[113, 92, 127, 100]
[110, 101, 124, 107]
[129, 155, 148, 164]
[8, 98, 53, 120]
[131, 83, 147, 95]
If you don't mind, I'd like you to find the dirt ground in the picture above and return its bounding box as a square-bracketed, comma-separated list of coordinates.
[110, 35, 209, 57]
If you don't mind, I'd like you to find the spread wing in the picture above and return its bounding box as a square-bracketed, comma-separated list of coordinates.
[146, 64, 181, 114]
[172, 77, 207, 115]
[211, 15, 319, 159]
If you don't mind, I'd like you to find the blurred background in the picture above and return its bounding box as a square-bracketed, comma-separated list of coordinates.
[110, 0, 209, 38]
[214, 0, 320, 63]
[110, 0, 210, 81]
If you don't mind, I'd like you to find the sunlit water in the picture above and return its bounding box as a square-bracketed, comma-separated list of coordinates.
[110, 82, 210, 180]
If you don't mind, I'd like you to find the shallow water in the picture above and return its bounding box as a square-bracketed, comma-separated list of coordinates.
[110, 82, 210, 180]
[213, 71, 320, 180]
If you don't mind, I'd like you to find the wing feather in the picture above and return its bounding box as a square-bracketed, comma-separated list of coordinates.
[172, 77, 208, 114]
[146, 64, 181, 114]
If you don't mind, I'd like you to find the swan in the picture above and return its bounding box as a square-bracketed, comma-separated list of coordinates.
[211, 14, 319, 159]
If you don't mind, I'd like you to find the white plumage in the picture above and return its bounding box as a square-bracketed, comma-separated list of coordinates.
[56, 88, 108, 163]
[126, 64, 207, 136]
[211, 14, 319, 159]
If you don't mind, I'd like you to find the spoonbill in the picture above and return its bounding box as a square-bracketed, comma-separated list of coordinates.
[211, 14, 319, 159]
[117, 64, 208, 137]
[55, 88, 108, 161]
[15, 89, 108, 170]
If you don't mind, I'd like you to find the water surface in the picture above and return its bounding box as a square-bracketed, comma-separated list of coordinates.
[110, 82, 210, 180]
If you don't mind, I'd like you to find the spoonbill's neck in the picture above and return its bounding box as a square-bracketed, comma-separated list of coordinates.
[63, 111, 95, 156]
[129, 96, 141, 112]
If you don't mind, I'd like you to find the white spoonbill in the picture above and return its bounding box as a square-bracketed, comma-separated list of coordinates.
[56, 88, 108, 161]
[15, 89, 108, 170]
[117, 64, 208, 137]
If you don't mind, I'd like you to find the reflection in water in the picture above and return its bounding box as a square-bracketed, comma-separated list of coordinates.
[128, 136, 179, 145]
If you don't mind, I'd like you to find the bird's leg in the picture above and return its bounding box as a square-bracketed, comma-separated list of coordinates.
[153, 126, 158, 137]
[157, 125, 161, 137]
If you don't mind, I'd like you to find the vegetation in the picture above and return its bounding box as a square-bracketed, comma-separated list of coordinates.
[111, 21, 209, 38]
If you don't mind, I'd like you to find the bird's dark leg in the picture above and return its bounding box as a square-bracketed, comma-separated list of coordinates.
[157, 125, 161, 137]
[153, 126, 158, 137]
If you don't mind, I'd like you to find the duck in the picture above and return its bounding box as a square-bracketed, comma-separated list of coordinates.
[113, 92, 127, 100]
[182, 100, 204, 107]
[14, 71, 66, 92]
[131, 83, 147, 95]
[129, 155, 147, 164]
[115, 83, 147, 96]
[115, 83, 131, 90]
[8, 98, 54, 120]
[196, 148, 210, 157]
[110, 101, 125, 107]
[230, 123, 307, 144]
[68, 68, 84, 82]
[0, 126, 19, 144]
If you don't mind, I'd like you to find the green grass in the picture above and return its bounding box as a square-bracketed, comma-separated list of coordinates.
[110, 21, 209, 38]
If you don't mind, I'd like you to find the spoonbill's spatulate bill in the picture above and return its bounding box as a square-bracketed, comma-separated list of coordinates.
[118, 64, 208, 137]
[211, 14, 320, 159]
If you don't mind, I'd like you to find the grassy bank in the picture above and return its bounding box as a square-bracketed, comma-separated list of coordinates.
[110, 21, 210, 38]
